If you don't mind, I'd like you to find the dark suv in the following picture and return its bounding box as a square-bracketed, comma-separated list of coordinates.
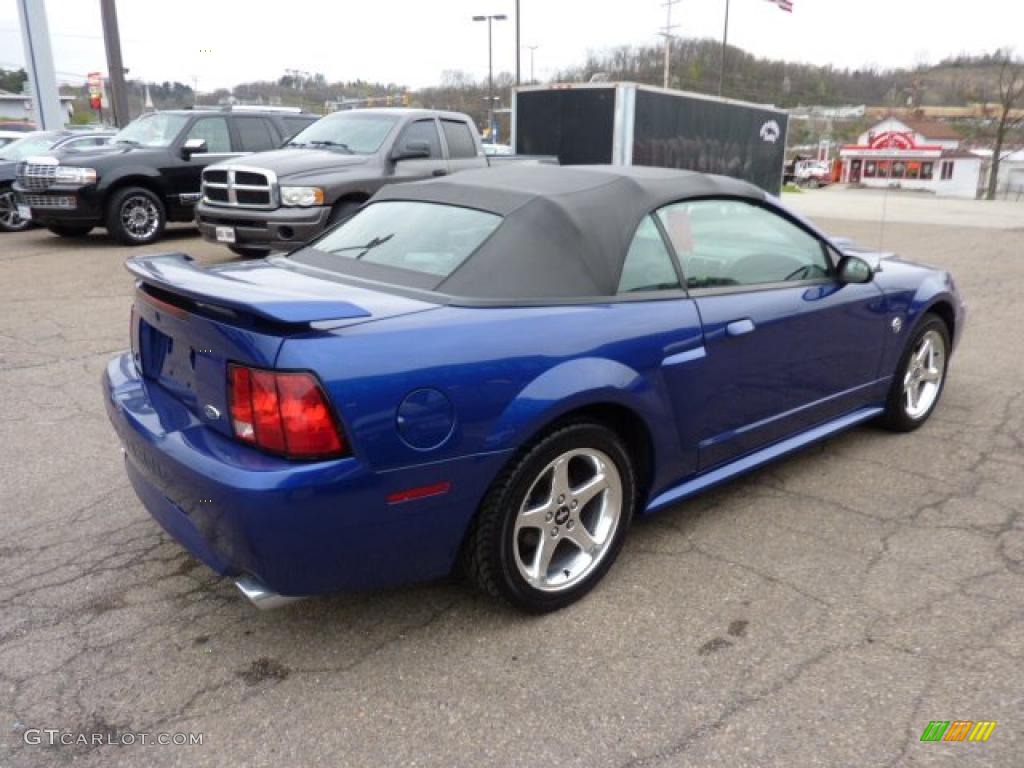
[12, 107, 317, 244]
[1, 129, 114, 232]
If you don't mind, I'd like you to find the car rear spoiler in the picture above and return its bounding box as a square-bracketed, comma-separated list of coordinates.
[125, 253, 371, 325]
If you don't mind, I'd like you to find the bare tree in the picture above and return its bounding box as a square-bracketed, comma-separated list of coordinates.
[986, 50, 1024, 200]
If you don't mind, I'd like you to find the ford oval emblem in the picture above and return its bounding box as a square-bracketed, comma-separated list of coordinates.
[203, 404, 221, 420]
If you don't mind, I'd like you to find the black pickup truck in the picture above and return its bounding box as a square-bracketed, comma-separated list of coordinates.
[13, 107, 318, 245]
[195, 108, 554, 257]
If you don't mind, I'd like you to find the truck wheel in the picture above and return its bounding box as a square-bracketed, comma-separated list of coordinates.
[106, 186, 166, 245]
[48, 224, 94, 238]
[0, 187, 32, 232]
[228, 245, 268, 259]
[327, 200, 363, 228]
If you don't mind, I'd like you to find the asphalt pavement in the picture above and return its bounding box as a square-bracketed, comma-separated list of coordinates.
[1, 199, 1021, 767]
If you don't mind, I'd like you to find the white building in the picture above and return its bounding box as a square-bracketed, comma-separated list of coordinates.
[839, 116, 983, 199]
[0, 89, 75, 125]
[972, 148, 1024, 200]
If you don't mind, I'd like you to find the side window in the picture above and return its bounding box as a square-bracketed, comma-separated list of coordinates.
[618, 216, 680, 293]
[441, 119, 478, 159]
[397, 119, 442, 159]
[235, 117, 276, 152]
[657, 199, 831, 289]
[185, 117, 231, 153]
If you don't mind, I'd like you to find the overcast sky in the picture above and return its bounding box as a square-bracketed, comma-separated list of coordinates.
[1, 0, 1022, 91]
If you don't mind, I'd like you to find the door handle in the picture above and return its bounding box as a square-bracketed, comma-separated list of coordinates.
[432, 169, 448, 177]
[725, 318, 756, 337]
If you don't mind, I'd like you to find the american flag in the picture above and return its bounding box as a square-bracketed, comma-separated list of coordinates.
[766, 0, 794, 11]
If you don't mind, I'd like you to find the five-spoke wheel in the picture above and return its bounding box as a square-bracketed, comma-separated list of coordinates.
[881, 312, 950, 432]
[902, 328, 946, 419]
[465, 422, 635, 612]
[513, 448, 623, 592]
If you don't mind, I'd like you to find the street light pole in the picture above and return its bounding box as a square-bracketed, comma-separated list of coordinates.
[472, 13, 507, 141]
[526, 45, 539, 84]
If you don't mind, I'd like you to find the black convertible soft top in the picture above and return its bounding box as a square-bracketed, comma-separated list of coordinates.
[301, 164, 766, 301]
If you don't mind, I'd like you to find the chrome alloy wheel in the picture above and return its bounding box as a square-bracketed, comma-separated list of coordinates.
[0, 189, 29, 231]
[513, 448, 623, 592]
[120, 195, 159, 240]
[903, 329, 946, 420]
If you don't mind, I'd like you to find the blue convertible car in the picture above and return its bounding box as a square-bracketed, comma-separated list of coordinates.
[103, 165, 964, 612]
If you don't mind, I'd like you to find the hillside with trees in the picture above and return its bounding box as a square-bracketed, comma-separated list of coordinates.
[555, 41, 1019, 111]
[2, 43, 1019, 146]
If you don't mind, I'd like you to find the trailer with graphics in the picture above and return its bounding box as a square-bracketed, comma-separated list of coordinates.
[512, 82, 788, 195]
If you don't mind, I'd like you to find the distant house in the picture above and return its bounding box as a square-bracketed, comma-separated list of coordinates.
[839, 116, 983, 199]
[0, 89, 75, 125]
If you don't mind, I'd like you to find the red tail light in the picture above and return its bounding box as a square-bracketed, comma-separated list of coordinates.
[228, 364, 348, 459]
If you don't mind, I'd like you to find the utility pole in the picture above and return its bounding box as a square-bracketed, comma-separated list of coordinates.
[100, 0, 130, 127]
[526, 45, 539, 84]
[658, 0, 681, 90]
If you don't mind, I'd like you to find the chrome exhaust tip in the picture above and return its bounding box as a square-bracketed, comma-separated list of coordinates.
[235, 576, 304, 610]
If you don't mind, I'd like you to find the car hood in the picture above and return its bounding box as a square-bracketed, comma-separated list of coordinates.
[212, 148, 372, 181]
[53, 144, 168, 168]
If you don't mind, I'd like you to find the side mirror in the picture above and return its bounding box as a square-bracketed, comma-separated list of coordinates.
[390, 141, 431, 162]
[181, 138, 207, 160]
[837, 254, 875, 284]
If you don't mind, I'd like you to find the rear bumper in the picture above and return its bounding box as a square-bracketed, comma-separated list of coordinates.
[195, 201, 330, 250]
[103, 352, 507, 597]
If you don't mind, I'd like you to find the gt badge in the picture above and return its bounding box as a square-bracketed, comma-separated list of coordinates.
[891, 317, 903, 334]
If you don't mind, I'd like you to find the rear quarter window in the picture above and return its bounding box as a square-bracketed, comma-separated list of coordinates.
[304, 201, 501, 279]
[283, 115, 317, 135]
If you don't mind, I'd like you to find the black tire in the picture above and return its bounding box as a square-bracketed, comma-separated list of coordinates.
[105, 186, 166, 245]
[327, 199, 363, 227]
[47, 224, 93, 238]
[0, 187, 32, 232]
[227, 245, 268, 259]
[879, 313, 950, 432]
[807, 177, 821, 189]
[464, 421, 635, 613]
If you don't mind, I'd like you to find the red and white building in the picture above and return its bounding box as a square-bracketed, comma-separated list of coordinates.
[839, 117, 983, 198]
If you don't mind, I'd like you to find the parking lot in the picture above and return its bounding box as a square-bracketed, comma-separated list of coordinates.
[1, 191, 1022, 767]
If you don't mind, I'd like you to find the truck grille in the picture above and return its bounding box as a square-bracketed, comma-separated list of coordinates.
[17, 163, 58, 191]
[201, 166, 276, 209]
